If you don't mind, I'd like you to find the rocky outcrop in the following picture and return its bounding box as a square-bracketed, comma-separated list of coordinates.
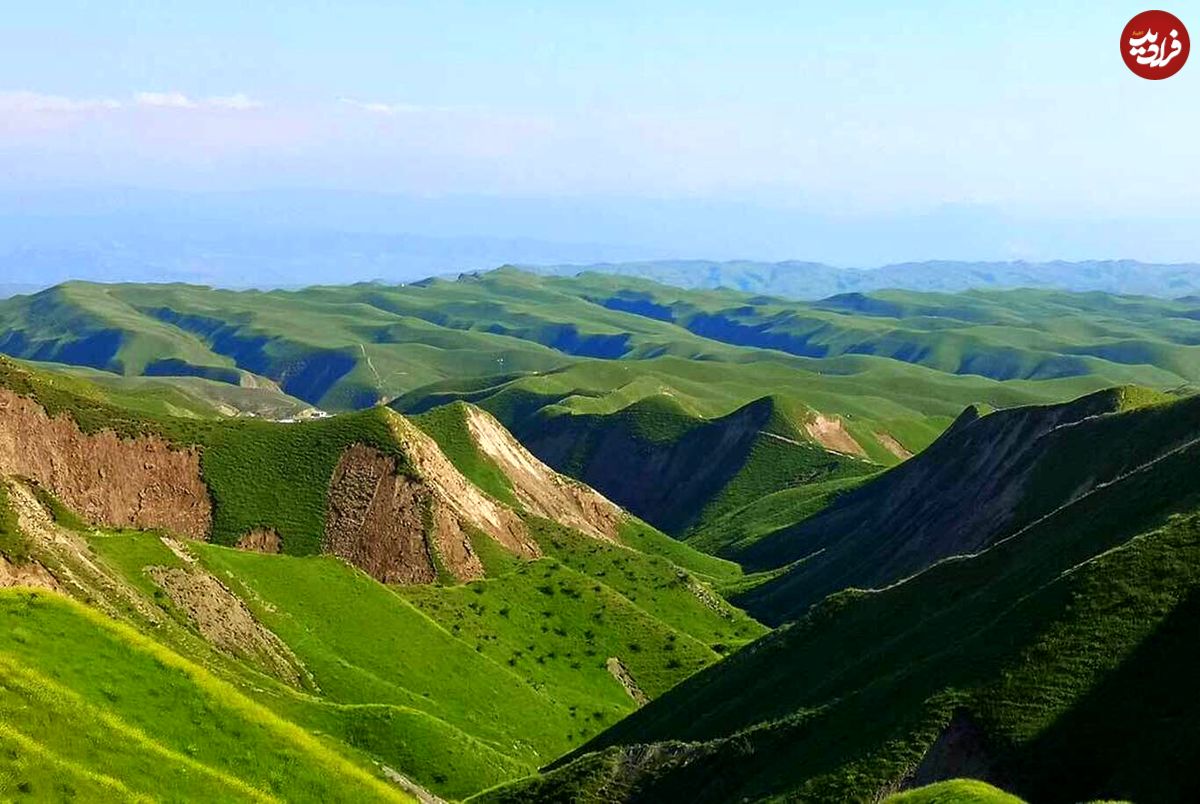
[325, 413, 541, 585]
[0, 555, 59, 591]
[149, 565, 305, 686]
[803, 413, 866, 457]
[0, 389, 211, 538]
[463, 405, 623, 541]
[325, 444, 440, 584]
[389, 413, 539, 561]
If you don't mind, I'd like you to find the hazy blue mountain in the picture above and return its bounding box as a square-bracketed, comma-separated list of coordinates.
[525, 259, 1200, 299]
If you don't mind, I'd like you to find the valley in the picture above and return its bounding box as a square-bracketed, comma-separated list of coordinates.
[1, 269, 1198, 802]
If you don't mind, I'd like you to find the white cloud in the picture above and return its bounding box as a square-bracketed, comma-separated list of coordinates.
[133, 91, 261, 110]
[0, 91, 122, 113]
[135, 91, 197, 109]
[207, 93, 261, 110]
[339, 98, 436, 115]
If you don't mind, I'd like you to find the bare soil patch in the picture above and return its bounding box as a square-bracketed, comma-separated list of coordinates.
[148, 565, 304, 686]
[875, 431, 914, 460]
[804, 413, 867, 457]
[0, 390, 211, 537]
[463, 405, 624, 541]
[0, 555, 59, 590]
[606, 656, 649, 706]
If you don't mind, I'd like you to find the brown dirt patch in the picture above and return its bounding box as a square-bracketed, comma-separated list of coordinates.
[326, 415, 551, 584]
[0, 555, 59, 591]
[804, 413, 867, 457]
[0, 389, 211, 538]
[3, 478, 163, 623]
[606, 656, 648, 706]
[148, 565, 304, 686]
[875, 431, 914, 460]
[236, 528, 281, 553]
[463, 405, 624, 541]
[325, 444, 440, 584]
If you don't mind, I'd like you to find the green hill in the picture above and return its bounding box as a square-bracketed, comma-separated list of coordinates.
[0, 357, 765, 800]
[483, 390, 1200, 803]
[735, 386, 1192, 623]
[7, 271, 1188, 544]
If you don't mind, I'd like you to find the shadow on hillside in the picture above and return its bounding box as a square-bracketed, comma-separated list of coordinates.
[1009, 587, 1200, 804]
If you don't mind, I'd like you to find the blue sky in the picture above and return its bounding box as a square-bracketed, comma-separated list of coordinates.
[1, 1, 1198, 263]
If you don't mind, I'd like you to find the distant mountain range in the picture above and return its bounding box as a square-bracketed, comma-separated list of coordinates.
[525, 259, 1200, 299]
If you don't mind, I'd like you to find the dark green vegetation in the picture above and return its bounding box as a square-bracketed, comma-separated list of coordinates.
[736, 387, 1193, 623]
[492, 390, 1200, 803]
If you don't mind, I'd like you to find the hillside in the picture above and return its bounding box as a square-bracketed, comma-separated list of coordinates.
[484, 390, 1200, 803]
[735, 386, 1195, 624]
[0, 357, 764, 799]
[2, 270, 1188, 412]
[561, 272, 1200, 385]
[6, 271, 1189, 536]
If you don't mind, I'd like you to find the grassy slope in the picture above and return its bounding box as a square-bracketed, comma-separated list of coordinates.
[683, 474, 875, 559]
[510, 418, 1200, 802]
[737, 389, 1195, 621]
[565, 272, 1200, 385]
[4, 272, 1187, 422]
[194, 544, 581, 768]
[84, 529, 529, 801]
[0, 590, 409, 803]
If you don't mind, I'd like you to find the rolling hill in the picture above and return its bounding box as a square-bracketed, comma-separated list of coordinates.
[485, 389, 1200, 803]
[0, 356, 764, 800]
[13, 270, 1184, 538]
[5, 272, 1200, 802]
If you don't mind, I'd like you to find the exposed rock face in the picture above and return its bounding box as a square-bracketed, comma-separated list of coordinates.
[0, 555, 59, 591]
[606, 656, 649, 706]
[462, 405, 624, 541]
[325, 444, 440, 584]
[149, 565, 304, 687]
[389, 413, 539, 561]
[0, 390, 211, 538]
[803, 413, 866, 457]
[875, 431, 914, 460]
[325, 412, 545, 585]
